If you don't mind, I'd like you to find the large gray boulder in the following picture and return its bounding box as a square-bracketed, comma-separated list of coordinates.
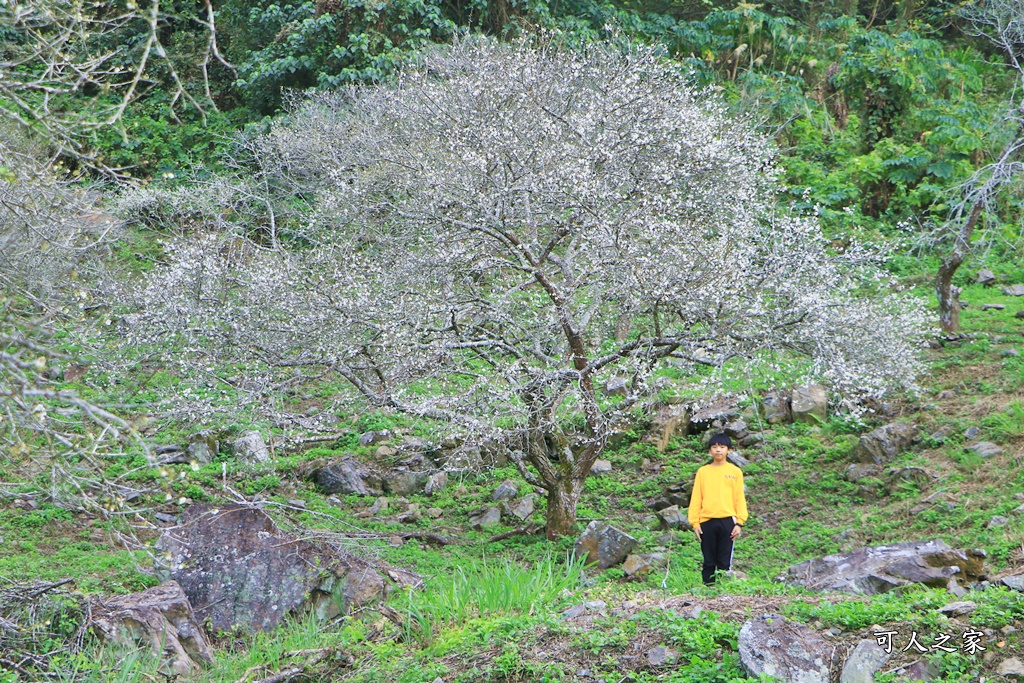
[231, 431, 271, 464]
[313, 457, 383, 496]
[646, 404, 690, 452]
[785, 540, 986, 595]
[792, 385, 828, 424]
[574, 521, 638, 569]
[92, 581, 215, 676]
[840, 639, 890, 683]
[857, 422, 917, 464]
[738, 614, 830, 683]
[156, 504, 386, 632]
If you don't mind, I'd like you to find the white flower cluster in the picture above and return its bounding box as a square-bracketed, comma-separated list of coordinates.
[116, 37, 929, 451]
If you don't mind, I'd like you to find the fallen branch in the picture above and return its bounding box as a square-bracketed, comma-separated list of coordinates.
[244, 646, 335, 683]
[484, 524, 544, 544]
[27, 578, 73, 599]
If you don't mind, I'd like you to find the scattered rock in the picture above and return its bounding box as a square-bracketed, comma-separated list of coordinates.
[982, 303, 1006, 311]
[492, 479, 519, 501]
[154, 512, 178, 524]
[288, 499, 306, 509]
[857, 422, 917, 465]
[231, 431, 271, 464]
[845, 463, 880, 483]
[574, 521, 638, 569]
[937, 600, 977, 616]
[313, 458, 382, 496]
[1003, 285, 1024, 297]
[1004, 576, 1024, 592]
[92, 581, 214, 676]
[646, 645, 678, 667]
[436, 445, 483, 471]
[375, 445, 397, 458]
[604, 376, 628, 397]
[646, 404, 690, 452]
[969, 442, 1002, 458]
[656, 505, 691, 530]
[977, 269, 996, 286]
[840, 638, 890, 683]
[739, 432, 764, 448]
[761, 391, 792, 424]
[396, 503, 422, 524]
[590, 459, 612, 476]
[186, 431, 218, 465]
[399, 436, 431, 452]
[383, 470, 428, 496]
[426, 508, 443, 518]
[652, 480, 693, 510]
[722, 419, 750, 441]
[689, 398, 742, 433]
[987, 515, 1009, 528]
[562, 604, 586, 620]
[791, 385, 828, 424]
[738, 614, 830, 683]
[618, 552, 667, 581]
[156, 504, 386, 632]
[784, 540, 986, 595]
[726, 451, 750, 468]
[964, 426, 981, 440]
[507, 494, 536, 521]
[359, 430, 391, 446]
[947, 578, 968, 598]
[368, 497, 389, 515]
[469, 507, 501, 529]
[884, 467, 934, 494]
[424, 471, 448, 496]
[1003, 348, 1020, 357]
[1016, 310, 1024, 319]
[623, 554, 652, 577]
[997, 659, 1024, 679]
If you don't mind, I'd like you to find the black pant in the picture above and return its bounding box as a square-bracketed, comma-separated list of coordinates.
[699, 517, 736, 585]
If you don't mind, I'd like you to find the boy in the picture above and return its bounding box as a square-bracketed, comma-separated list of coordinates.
[688, 433, 747, 585]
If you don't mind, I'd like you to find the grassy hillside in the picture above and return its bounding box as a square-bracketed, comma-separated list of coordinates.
[2, 257, 1023, 682]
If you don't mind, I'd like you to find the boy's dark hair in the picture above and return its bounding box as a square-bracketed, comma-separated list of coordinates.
[707, 433, 732, 450]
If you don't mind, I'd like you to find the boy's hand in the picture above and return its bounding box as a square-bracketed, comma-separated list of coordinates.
[730, 525, 742, 540]
[694, 526, 702, 541]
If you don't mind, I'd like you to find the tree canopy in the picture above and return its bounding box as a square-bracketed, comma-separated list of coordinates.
[118, 38, 929, 535]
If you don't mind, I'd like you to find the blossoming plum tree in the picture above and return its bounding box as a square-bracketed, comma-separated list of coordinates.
[123, 38, 928, 538]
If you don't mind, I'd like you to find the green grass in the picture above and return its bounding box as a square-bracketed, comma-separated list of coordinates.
[399, 553, 586, 645]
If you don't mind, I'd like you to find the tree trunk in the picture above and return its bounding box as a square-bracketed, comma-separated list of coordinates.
[936, 202, 983, 335]
[545, 478, 582, 540]
[936, 256, 962, 334]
